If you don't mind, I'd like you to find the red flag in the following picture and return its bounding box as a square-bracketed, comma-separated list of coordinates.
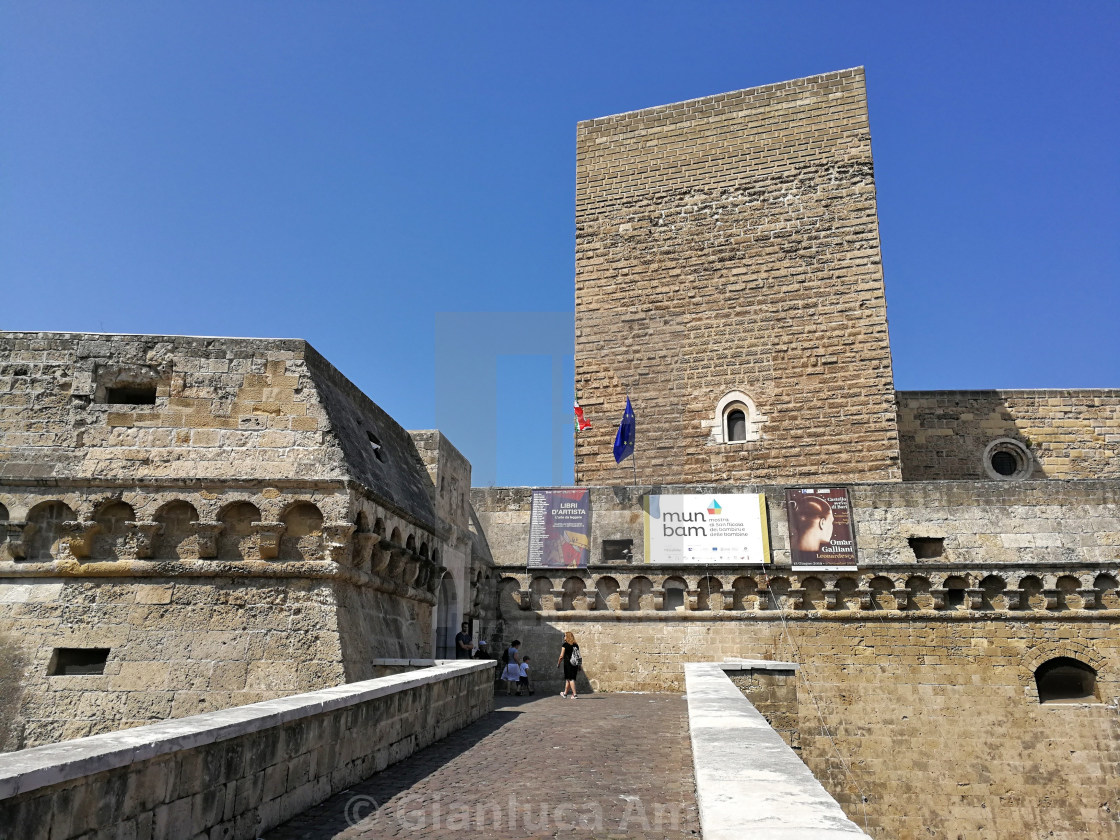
[574, 399, 591, 431]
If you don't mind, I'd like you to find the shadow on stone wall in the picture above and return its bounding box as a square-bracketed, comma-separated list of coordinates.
[0, 630, 27, 751]
[897, 391, 1041, 481]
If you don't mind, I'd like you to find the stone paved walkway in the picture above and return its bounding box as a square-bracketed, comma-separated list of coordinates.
[264, 692, 700, 839]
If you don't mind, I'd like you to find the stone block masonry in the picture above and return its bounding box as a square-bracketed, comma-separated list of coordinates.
[687, 661, 870, 839]
[474, 481, 1120, 838]
[898, 389, 1120, 480]
[0, 332, 484, 749]
[0, 660, 494, 840]
[574, 68, 901, 486]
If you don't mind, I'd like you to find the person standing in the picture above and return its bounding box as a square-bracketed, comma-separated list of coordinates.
[454, 622, 473, 659]
[557, 631, 581, 699]
[502, 640, 522, 695]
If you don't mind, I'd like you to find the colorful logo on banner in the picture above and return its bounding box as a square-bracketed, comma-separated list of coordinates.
[526, 489, 591, 568]
[785, 487, 858, 571]
[643, 494, 770, 564]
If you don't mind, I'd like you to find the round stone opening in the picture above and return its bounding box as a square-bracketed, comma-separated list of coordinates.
[991, 451, 1018, 476]
[982, 438, 1032, 481]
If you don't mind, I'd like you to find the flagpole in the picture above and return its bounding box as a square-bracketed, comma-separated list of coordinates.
[630, 392, 638, 488]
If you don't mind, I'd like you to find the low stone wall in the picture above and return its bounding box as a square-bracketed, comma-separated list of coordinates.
[686, 661, 871, 839]
[0, 660, 493, 840]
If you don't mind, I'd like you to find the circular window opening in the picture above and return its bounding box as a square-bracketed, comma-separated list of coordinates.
[982, 438, 1032, 481]
[990, 451, 1018, 476]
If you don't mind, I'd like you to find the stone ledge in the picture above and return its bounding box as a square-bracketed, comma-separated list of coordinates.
[0, 659, 492, 800]
[719, 658, 799, 674]
[685, 661, 871, 839]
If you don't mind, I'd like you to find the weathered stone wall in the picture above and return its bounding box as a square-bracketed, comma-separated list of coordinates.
[0, 481, 454, 749]
[515, 617, 1120, 840]
[898, 389, 1120, 481]
[573, 68, 900, 486]
[729, 669, 799, 751]
[473, 481, 1120, 571]
[0, 629, 27, 752]
[474, 480, 1120, 838]
[0, 661, 495, 840]
[0, 332, 441, 526]
[0, 333, 486, 748]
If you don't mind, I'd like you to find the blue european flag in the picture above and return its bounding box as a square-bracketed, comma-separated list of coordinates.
[613, 397, 635, 463]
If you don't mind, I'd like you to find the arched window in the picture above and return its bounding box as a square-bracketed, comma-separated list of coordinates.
[710, 391, 765, 444]
[726, 409, 747, 442]
[1035, 657, 1098, 704]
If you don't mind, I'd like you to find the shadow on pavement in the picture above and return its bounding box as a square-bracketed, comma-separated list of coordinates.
[264, 705, 523, 839]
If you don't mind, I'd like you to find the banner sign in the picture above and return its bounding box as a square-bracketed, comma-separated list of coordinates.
[785, 487, 858, 571]
[526, 489, 591, 568]
[643, 494, 770, 564]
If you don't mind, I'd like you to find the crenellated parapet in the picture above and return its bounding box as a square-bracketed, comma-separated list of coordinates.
[494, 565, 1120, 617]
[0, 484, 456, 605]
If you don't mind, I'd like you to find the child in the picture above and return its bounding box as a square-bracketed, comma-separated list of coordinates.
[517, 656, 534, 696]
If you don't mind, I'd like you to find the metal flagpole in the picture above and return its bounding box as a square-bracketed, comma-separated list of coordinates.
[629, 391, 638, 488]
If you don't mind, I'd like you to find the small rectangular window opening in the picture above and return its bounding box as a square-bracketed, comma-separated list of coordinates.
[945, 588, 966, 608]
[49, 648, 110, 676]
[104, 386, 157, 405]
[601, 539, 633, 563]
[664, 589, 685, 610]
[909, 537, 944, 560]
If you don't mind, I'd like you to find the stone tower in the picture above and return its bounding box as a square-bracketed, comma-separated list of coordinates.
[574, 68, 901, 485]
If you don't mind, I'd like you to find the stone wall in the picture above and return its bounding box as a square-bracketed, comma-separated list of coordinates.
[898, 389, 1120, 481]
[573, 68, 900, 486]
[688, 662, 870, 839]
[0, 332, 441, 526]
[474, 480, 1120, 839]
[0, 480, 454, 748]
[501, 616, 1118, 840]
[729, 667, 799, 751]
[0, 660, 494, 840]
[473, 480, 1120, 571]
[0, 332, 486, 749]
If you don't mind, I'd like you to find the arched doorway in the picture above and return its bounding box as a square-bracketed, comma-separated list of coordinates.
[435, 572, 458, 659]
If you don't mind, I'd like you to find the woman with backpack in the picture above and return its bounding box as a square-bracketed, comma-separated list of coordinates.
[557, 631, 581, 699]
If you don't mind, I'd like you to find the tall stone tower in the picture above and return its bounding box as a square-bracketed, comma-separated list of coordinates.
[574, 68, 901, 485]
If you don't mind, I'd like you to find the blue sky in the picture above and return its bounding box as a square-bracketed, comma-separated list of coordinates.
[2, 2, 1117, 486]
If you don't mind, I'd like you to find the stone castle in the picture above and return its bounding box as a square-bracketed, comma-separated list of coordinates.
[2, 68, 1118, 839]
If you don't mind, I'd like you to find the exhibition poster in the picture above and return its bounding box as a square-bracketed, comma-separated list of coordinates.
[526, 488, 591, 568]
[643, 493, 770, 564]
[785, 487, 858, 571]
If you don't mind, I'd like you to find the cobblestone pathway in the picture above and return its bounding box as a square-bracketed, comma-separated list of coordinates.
[264, 692, 700, 839]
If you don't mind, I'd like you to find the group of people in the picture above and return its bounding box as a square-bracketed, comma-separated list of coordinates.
[453, 622, 582, 699]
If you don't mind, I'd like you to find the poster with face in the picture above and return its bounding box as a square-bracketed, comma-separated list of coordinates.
[785, 487, 858, 571]
[526, 489, 591, 568]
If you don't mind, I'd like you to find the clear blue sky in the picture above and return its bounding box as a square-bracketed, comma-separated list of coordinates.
[2, 2, 1117, 486]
